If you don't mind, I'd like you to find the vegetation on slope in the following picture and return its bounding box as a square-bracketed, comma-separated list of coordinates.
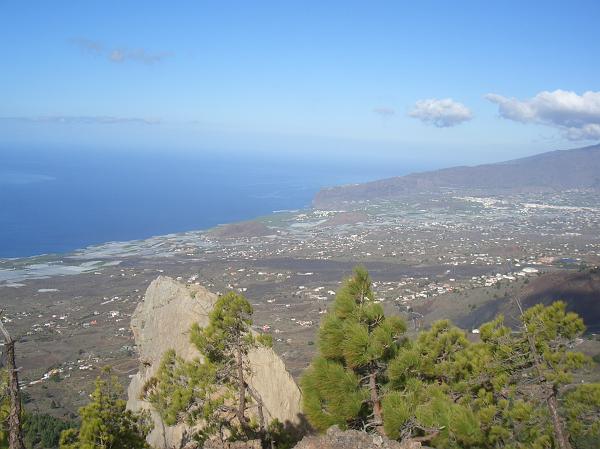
[58, 368, 151, 449]
[301, 266, 406, 434]
[22, 413, 76, 449]
[3, 267, 598, 448]
[142, 291, 275, 445]
[302, 267, 600, 449]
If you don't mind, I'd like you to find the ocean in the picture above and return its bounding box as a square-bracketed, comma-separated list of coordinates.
[0, 146, 419, 258]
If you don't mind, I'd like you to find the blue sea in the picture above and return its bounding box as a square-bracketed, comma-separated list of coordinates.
[0, 146, 423, 258]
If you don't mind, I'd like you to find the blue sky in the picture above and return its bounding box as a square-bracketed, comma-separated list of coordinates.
[1, 1, 599, 165]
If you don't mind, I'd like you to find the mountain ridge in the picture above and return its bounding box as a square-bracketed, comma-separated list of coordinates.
[313, 144, 600, 207]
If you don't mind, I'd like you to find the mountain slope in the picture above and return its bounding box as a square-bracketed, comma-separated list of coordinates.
[314, 144, 600, 207]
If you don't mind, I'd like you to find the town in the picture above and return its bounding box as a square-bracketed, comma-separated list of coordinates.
[1, 187, 600, 417]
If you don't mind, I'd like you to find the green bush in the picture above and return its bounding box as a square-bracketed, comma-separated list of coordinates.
[23, 413, 77, 449]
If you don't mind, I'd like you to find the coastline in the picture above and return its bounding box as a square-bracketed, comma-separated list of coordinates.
[0, 207, 312, 285]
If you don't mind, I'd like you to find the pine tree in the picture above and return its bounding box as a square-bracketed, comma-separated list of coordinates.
[382, 301, 597, 449]
[384, 320, 489, 446]
[141, 349, 217, 429]
[563, 383, 600, 449]
[190, 291, 267, 435]
[514, 300, 589, 449]
[144, 291, 273, 443]
[0, 314, 25, 449]
[383, 317, 556, 448]
[1, 370, 10, 448]
[59, 368, 151, 449]
[301, 267, 407, 434]
[23, 413, 76, 449]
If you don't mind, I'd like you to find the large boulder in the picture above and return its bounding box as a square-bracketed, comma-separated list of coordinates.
[126, 276, 304, 449]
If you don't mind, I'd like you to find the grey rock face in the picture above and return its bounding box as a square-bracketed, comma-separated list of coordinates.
[293, 426, 426, 449]
[126, 276, 303, 449]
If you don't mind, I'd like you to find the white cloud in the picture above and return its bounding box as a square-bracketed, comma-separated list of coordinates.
[1, 115, 161, 125]
[373, 106, 396, 117]
[108, 48, 171, 65]
[485, 90, 600, 140]
[71, 37, 171, 65]
[109, 50, 126, 62]
[409, 98, 472, 127]
[71, 38, 103, 55]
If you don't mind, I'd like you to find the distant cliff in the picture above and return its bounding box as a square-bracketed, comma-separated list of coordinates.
[314, 144, 600, 208]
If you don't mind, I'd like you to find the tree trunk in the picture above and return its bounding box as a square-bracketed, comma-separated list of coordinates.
[546, 387, 571, 449]
[368, 370, 384, 435]
[0, 316, 25, 449]
[235, 343, 248, 430]
[515, 298, 572, 449]
[247, 382, 269, 445]
[247, 384, 265, 432]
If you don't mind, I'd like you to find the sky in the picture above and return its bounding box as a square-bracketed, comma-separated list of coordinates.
[1, 1, 599, 166]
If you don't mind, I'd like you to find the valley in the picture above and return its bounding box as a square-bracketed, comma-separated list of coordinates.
[1, 187, 600, 419]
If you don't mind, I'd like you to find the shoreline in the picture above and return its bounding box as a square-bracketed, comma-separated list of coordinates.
[0, 204, 314, 263]
[0, 206, 319, 284]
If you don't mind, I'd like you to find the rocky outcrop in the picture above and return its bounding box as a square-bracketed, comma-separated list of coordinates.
[203, 440, 262, 449]
[293, 426, 426, 449]
[127, 276, 217, 448]
[246, 345, 302, 425]
[126, 276, 304, 449]
[178, 439, 262, 449]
